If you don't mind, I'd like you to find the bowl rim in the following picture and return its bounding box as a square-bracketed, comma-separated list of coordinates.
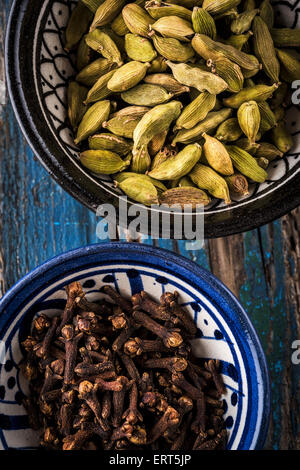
[0, 241, 271, 450]
[5, 0, 300, 238]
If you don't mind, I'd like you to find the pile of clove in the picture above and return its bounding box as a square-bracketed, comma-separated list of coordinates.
[21, 281, 228, 450]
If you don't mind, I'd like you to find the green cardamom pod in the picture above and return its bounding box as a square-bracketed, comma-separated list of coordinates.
[160, 187, 211, 208]
[133, 101, 182, 150]
[82, 0, 105, 14]
[131, 145, 152, 173]
[271, 121, 294, 154]
[145, 1, 193, 21]
[276, 48, 300, 83]
[85, 69, 116, 104]
[179, 176, 197, 188]
[151, 145, 177, 170]
[271, 28, 300, 48]
[148, 55, 169, 73]
[225, 173, 249, 196]
[111, 106, 150, 119]
[152, 34, 195, 62]
[192, 7, 216, 39]
[166, 61, 228, 94]
[149, 144, 202, 180]
[149, 131, 168, 157]
[75, 100, 111, 144]
[255, 142, 283, 161]
[172, 108, 233, 145]
[189, 163, 231, 204]
[111, 0, 145, 35]
[231, 9, 258, 34]
[175, 92, 216, 130]
[90, 0, 126, 31]
[80, 150, 131, 174]
[122, 4, 155, 37]
[119, 177, 160, 205]
[114, 172, 167, 191]
[258, 101, 277, 135]
[76, 36, 93, 71]
[121, 84, 173, 107]
[235, 138, 260, 154]
[65, 3, 93, 51]
[224, 32, 252, 50]
[89, 133, 133, 155]
[192, 34, 260, 72]
[108, 61, 150, 92]
[237, 101, 261, 144]
[259, 0, 274, 29]
[244, 0, 256, 11]
[226, 145, 268, 182]
[150, 16, 194, 41]
[103, 115, 142, 139]
[256, 157, 269, 170]
[76, 58, 117, 87]
[202, 0, 241, 16]
[67, 81, 88, 130]
[215, 118, 242, 142]
[125, 34, 157, 62]
[253, 16, 280, 83]
[223, 83, 279, 108]
[202, 133, 234, 175]
[207, 57, 244, 93]
[85, 30, 123, 66]
[144, 73, 190, 96]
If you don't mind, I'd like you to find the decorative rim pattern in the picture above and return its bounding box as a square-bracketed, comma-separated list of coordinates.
[5, 0, 300, 236]
[0, 243, 270, 450]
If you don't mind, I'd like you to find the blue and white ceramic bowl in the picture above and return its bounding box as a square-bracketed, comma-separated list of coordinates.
[0, 243, 270, 450]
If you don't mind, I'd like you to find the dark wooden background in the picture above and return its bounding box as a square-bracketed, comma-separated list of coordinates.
[1, 0, 300, 450]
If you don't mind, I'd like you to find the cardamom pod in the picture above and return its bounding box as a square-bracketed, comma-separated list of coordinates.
[256, 157, 269, 170]
[81, 150, 131, 174]
[276, 48, 300, 83]
[150, 16, 194, 41]
[67, 82, 88, 131]
[82, 0, 104, 14]
[108, 61, 150, 92]
[235, 138, 260, 154]
[271, 121, 294, 153]
[121, 84, 173, 106]
[149, 131, 168, 156]
[152, 34, 195, 62]
[65, 3, 93, 51]
[149, 143, 202, 180]
[119, 177, 159, 205]
[111, 106, 150, 119]
[223, 83, 279, 108]
[85, 69, 116, 104]
[189, 163, 231, 204]
[258, 101, 277, 135]
[252, 16, 280, 83]
[169, 0, 202, 8]
[160, 187, 211, 208]
[225, 173, 249, 196]
[151, 145, 177, 170]
[215, 118, 242, 142]
[271, 28, 300, 48]
[192, 34, 260, 72]
[237, 101, 261, 144]
[89, 133, 133, 155]
[111, 0, 145, 35]
[148, 56, 169, 73]
[75, 100, 111, 144]
[131, 145, 152, 173]
[85, 30, 123, 66]
[268, 83, 289, 109]
[226, 145, 268, 182]
[244, 0, 256, 10]
[125, 34, 157, 62]
[255, 142, 283, 161]
[144, 73, 190, 96]
[224, 32, 252, 50]
[202, 133, 234, 175]
[133, 101, 182, 150]
[172, 108, 233, 145]
[90, 0, 126, 31]
[103, 115, 142, 139]
[145, 1, 193, 21]
[179, 176, 197, 187]
[207, 57, 244, 93]
[259, 0, 274, 29]
[122, 4, 155, 37]
[231, 9, 258, 34]
[114, 172, 168, 192]
[166, 61, 228, 94]
[76, 58, 117, 87]
[76, 36, 93, 71]
[192, 7, 216, 39]
[202, 0, 241, 16]
[175, 92, 216, 130]
[214, 8, 239, 20]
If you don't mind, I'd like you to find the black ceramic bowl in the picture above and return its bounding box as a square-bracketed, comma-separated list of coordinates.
[5, 0, 300, 238]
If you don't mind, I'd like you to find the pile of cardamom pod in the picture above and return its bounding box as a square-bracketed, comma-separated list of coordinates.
[66, 0, 299, 207]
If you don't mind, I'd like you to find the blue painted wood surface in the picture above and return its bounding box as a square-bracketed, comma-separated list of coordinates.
[1, 0, 300, 450]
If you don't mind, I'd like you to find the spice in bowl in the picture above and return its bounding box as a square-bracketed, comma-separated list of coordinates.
[21, 281, 228, 450]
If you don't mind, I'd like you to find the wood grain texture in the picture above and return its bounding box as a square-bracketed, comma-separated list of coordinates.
[1, 0, 300, 450]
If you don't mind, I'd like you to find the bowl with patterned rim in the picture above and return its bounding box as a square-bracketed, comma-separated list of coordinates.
[5, 1, 300, 238]
[0, 243, 270, 450]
